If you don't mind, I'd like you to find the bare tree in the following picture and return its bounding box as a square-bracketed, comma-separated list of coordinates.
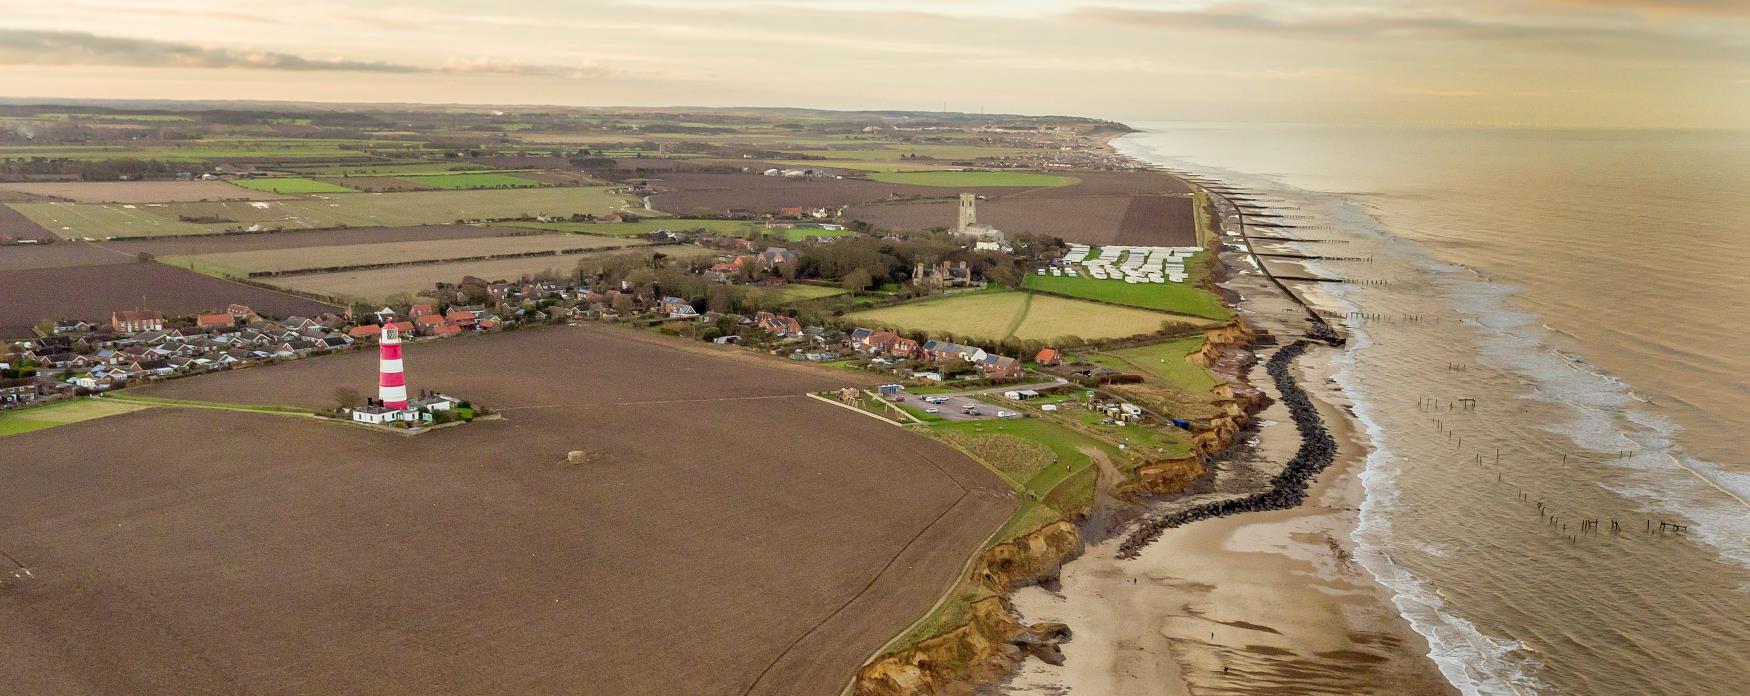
[332, 387, 363, 409]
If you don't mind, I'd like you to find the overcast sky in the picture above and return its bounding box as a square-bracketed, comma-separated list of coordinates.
[1, 0, 1745, 127]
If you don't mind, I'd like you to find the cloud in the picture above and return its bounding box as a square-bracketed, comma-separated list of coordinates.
[0, 29, 616, 78]
[0, 29, 420, 72]
[1544, 0, 1750, 17]
[441, 56, 615, 79]
[1066, 6, 1750, 63]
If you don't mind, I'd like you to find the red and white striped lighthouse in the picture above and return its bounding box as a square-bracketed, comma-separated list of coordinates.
[378, 323, 408, 409]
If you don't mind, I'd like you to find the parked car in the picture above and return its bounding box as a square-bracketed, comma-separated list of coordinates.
[925, 407, 939, 414]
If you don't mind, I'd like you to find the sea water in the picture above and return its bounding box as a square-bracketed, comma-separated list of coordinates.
[1116, 123, 1750, 696]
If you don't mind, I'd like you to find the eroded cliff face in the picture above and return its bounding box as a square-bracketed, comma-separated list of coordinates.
[854, 598, 1027, 696]
[1190, 319, 1256, 368]
[854, 319, 1266, 696]
[974, 520, 1083, 594]
[856, 523, 1084, 696]
[1115, 456, 1206, 499]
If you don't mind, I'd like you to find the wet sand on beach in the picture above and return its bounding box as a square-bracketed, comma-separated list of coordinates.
[1001, 208, 1453, 695]
[1006, 347, 1452, 696]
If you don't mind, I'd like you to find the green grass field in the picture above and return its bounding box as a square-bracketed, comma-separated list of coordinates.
[934, 416, 1116, 537]
[844, 289, 1180, 344]
[231, 177, 358, 194]
[1022, 263, 1230, 321]
[502, 219, 757, 237]
[743, 284, 848, 304]
[0, 399, 155, 437]
[751, 225, 854, 242]
[0, 138, 427, 162]
[15, 187, 637, 239]
[867, 171, 1077, 188]
[783, 144, 1038, 162]
[402, 173, 546, 189]
[102, 393, 317, 415]
[1103, 337, 1223, 391]
[284, 162, 499, 176]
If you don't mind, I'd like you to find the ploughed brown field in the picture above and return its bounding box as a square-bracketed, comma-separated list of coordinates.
[0, 226, 556, 272]
[0, 327, 1015, 695]
[102, 224, 551, 257]
[648, 172, 1016, 215]
[0, 261, 336, 337]
[0, 242, 134, 271]
[0, 190, 52, 203]
[846, 171, 1197, 246]
[0, 204, 55, 241]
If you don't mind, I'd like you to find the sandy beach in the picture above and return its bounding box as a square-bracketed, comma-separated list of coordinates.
[1001, 193, 1455, 695]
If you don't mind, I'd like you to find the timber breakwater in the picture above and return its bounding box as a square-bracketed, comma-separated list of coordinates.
[1117, 337, 1336, 559]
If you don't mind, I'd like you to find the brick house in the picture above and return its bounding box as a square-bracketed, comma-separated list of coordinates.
[414, 314, 451, 336]
[981, 354, 1023, 379]
[754, 311, 803, 337]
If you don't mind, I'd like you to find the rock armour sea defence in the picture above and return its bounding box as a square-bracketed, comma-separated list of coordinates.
[1117, 338, 1336, 559]
[853, 327, 1273, 695]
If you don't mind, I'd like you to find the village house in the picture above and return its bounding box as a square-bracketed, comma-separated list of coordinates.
[661, 296, 699, 319]
[758, 247, 798, 272]
[981, 354, 1024, 379]
[444, 308, 478, 330]
[920, 340, 988, 365]
[348, 320, 415, 341]
[0, 377, 48, 407]
[848, 328, 899, 354]
[1035, 347, 1062, 366]
[111, 309, 164, 334]
[196, 313, 235, 330]
[51, 319, 93, 335]
[413, 314, 452, 336]
[706, 256, 749, 283]
[912, 261, 976, 290]
[754, 311, 803, 337]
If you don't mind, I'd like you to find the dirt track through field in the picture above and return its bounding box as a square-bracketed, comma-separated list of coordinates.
[1, 326, 1014, 695]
